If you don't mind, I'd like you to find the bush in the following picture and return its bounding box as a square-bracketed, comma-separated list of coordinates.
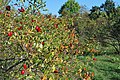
[0, 2, 94, 79]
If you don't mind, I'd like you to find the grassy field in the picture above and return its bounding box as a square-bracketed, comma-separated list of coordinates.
[76, 54, 120, 80]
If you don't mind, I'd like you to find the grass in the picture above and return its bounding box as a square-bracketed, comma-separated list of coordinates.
[76, 54, 120, 80]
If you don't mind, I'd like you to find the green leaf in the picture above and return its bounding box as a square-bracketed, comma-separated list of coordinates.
[118, 66, 120, 69]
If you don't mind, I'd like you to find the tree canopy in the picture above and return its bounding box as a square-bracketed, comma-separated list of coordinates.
[89, 0, 117, 20]
[58, 0, 80, 16]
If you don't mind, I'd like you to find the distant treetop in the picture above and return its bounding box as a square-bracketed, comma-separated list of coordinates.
[58, 0, 80, 17]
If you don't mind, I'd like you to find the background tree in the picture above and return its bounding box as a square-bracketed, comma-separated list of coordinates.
[87, 0, 120, 54]
[58, 0, 80, 17]
[88, 0, 120, 54]
[89, 6, 101, 20]
[100, 0, 116, 18]
[96, 16, 120, 54]
[89, 0, 117, 20]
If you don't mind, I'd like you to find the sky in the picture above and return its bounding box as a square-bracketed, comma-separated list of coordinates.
[44, 0, 120, 16]
[10, 0, 120, 16]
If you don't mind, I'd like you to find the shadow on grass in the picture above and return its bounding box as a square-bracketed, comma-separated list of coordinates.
[110, 77, 120, 80]
[102, 59, 116, 63]
[114, 69, 120, 73]
[100, 68, 120, 74]
[78, 51, 118, 57]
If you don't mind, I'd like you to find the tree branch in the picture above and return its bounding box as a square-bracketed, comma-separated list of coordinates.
[0, 57, 15, 62]
[1, 58, 28, 72]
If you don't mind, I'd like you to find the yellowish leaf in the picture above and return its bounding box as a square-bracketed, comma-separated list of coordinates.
[52, 65, 55, 72]
[41, 75, 47, 80]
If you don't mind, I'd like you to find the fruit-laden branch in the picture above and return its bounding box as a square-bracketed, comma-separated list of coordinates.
[1, 58, 28, 72]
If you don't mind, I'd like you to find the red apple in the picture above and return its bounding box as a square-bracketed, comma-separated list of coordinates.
[8, 32, 13, 37]
[6, 6, 11, 11]
[93, 58, 97, 61]
[69, 43, 72, 47]
[21, 70, 25, 75]
[54, 70, 59, 73]
[18, 7, 25, 12]
[41, 41, 44, 45]
[20, 22, 22, 24]
[35, 26, 39, 30]
[54, 24, 58, 28]
[32, 19, 36, 22]
[23, 64, 27, 69]
[37, 28, 41, 32]
[18, 26, 22, 30]
[83, 68, 86, 71]
[0, 11, 2, 14]
[35, 26, 41, 32]
[21, 7, 25, 12]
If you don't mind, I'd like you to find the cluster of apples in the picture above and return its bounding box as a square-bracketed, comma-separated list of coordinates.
[21, 64, 27, 75]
